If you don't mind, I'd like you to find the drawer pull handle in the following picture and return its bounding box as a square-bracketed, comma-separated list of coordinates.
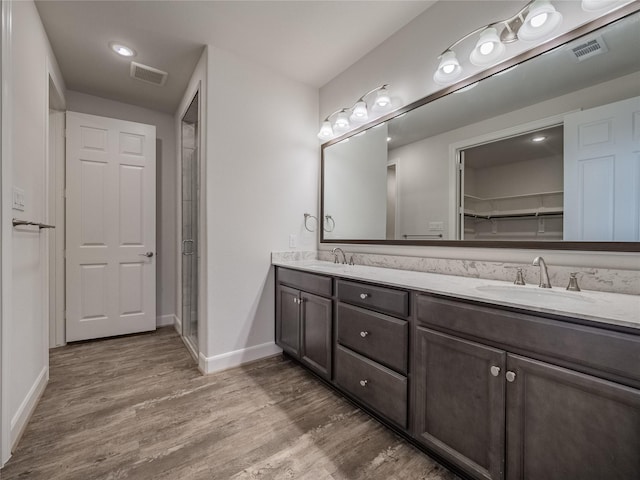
[360, 293, 370, 300]
[490, 366, 501, 377]
[506, 371, 516, 383]
[360, 331, 369, 338]
[359, 380, 368, 387]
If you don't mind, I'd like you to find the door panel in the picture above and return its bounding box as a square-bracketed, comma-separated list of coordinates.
[564, 95, 640, 240]
[506, 354, 640, 480]
[276, 285, 300, 357]
[66, 112, 156, 341]
[300, 292, 332, 379]
[413, 327, 506, 480]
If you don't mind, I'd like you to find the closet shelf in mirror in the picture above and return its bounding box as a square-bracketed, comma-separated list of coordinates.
[463, 208, 563, 219]
[463, 190, 563, 201]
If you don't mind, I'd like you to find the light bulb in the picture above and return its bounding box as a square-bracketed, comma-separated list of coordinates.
[479, 41, 495, 55]
[470, 28, 505, 67]
[375, 88, 391, 108]
[109, 42, 135, 57]
[530, 12, 549, 28]
[442, 64, 455, 74]
[433, 51, 462, 85]
[317, 121, 333, 140]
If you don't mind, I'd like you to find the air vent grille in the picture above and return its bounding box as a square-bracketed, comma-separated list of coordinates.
[570, 36, 608, 62]
[130, 62, 168, 86]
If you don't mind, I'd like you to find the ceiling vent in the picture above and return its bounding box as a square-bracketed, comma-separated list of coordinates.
[130, 62, 168, 86]
[570, 36, 608, 62]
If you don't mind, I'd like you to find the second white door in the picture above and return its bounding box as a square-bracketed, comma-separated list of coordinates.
[66, 112, 156, 341]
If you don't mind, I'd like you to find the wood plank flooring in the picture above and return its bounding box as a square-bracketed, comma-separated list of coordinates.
[1, 328, 460, 480]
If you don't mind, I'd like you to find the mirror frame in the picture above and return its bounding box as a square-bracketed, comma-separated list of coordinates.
[320, 3, 640, 252]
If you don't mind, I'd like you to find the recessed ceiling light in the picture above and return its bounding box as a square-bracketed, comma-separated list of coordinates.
[109, 42, 135, 57]
[532, 135, 547, 142]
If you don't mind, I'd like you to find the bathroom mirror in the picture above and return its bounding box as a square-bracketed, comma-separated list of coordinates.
[321, 6, 640, 251]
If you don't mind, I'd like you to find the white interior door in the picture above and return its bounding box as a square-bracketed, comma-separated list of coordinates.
[66, 112, 156, 341]
[564, 96, 640, 241]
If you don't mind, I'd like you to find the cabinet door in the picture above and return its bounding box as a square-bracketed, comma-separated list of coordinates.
[414, 327, 506, 480]
[506, 354, 640, 480]
[300, 292, 332, 380]
[276, 285, 300, 357]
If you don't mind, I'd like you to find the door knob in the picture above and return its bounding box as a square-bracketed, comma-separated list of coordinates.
[490, 366, 501, 377]
[506, 371, 516, 382]
[139, 252, 154, 257]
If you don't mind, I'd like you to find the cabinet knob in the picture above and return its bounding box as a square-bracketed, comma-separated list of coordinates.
[359, 293, 370, 300]
[359, 380, 368, 387]
[360, 331, 369, 338]
[506, 371, 516, 383]
[490, 366, 501, 377]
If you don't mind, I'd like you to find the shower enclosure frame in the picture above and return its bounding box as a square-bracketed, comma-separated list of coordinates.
[180, 89, 201, 359]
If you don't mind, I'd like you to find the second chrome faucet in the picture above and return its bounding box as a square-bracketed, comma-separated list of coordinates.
[532, 256, 551, 288]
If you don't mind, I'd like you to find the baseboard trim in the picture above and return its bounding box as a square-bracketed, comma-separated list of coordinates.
[156, 314, 177, 328]
[10, 366, 48, 450]
[174, 315, 182, 334]
[199, 342, 283, 374]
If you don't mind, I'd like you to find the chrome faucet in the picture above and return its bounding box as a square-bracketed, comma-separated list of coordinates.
[532, 256, 551, 288]
[332, 247, 347, 264]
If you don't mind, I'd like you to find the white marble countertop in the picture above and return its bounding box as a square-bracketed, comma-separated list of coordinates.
[272, 259, 640, 332]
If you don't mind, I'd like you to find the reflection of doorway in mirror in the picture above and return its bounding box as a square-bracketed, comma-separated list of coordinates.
[387, 164, 397, 240]
[564, 96, 640, 241]
[460, 125, 564, 241]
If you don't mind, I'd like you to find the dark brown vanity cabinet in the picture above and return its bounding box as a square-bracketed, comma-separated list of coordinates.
[414, 294, 640, 480]
[335, 279, 410, 429]
[275, 268, 332, 380]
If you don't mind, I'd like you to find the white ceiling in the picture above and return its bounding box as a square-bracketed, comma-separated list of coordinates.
[35, 0, 435, 113]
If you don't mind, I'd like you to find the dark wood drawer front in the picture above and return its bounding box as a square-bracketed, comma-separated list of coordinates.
[335, 345, 407, 428]
[277, 267, 332, 297]
[337, 303, 408, 374]
[337, 280, 408, 317]
[416, 294, 640, 385]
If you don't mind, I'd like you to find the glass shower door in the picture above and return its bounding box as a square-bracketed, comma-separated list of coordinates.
[181, 93, 199, 353]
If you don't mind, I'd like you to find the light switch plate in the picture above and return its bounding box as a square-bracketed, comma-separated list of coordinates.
[289, 234, 297, 248]
[12, 187, 25, 211]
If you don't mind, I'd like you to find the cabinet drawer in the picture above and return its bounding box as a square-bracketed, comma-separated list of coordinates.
[337, 303, 408, 374]
[335, 345, 407, 428]
[277, 267, 332, 297]
[416, 294, 640, 386]
[337, 279, 409, 317]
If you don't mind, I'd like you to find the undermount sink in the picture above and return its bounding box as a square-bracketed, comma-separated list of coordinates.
[305, 261, 347, 269]
[475, 285, 595, 305]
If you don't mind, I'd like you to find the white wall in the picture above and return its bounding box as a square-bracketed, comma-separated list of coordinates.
[65, 91, 177, 325]
[324, 125, 388, 240]
[200, 46, 318, 372]
[1, 0, 66, 463]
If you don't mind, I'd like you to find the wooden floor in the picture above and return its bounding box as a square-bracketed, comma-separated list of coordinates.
[1, 328, 460, 480]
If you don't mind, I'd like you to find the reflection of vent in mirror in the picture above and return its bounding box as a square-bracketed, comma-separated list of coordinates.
[570, 36, 608, 62]
[130, 62, 168, 86]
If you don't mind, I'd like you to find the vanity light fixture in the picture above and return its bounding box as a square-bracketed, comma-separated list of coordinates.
[433, 0, 565, 85]
[109, 42, 135, 57]
[317, 84, 392, 141]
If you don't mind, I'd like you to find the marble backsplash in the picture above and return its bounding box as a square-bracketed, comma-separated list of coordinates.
[272, 250, 639, 296]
